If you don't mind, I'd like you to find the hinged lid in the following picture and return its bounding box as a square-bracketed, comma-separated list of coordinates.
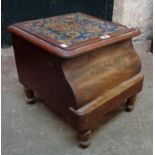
[8, 13, 141, 58]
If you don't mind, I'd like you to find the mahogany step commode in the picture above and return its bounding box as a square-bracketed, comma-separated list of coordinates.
[8, 13, 144, 148]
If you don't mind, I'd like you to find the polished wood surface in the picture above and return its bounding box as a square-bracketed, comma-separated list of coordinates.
[8, 22, 143, 148]
[63, 40, 141, 108]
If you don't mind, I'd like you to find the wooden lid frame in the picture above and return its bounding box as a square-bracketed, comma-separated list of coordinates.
[8, 13, 141, 58]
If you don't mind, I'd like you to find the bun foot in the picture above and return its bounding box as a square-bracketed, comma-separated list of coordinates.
[79, 140, 90, 148]
[78, 130, 91, 148]
[126, 104, 134, 112]
[26, 97, 35, 104]
[125, 95, 137, 112]
[24, 87, 35, 104]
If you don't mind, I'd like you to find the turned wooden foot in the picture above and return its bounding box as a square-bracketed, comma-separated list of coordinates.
[24, 87, 35, 104]
[125, 95, 137, 112]
[78, 130, 91, 148]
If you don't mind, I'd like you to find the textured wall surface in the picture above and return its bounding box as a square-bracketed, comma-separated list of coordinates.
[113, 0, 153, 41]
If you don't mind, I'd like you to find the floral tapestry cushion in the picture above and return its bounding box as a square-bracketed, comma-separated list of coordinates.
[15, 13, 130, 49]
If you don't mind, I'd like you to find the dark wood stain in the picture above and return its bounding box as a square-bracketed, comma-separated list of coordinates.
[8, 17, 143, 148]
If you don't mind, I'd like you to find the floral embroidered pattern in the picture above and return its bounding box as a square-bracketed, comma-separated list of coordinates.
[15, 13, 127, 48]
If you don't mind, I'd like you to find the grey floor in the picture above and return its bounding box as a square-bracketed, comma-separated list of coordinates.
[2, 41, 153, 155]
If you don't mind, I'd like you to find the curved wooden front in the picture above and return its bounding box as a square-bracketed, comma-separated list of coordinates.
[62, 39, 141, 109]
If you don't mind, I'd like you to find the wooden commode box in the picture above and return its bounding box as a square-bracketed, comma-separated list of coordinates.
[8, 13, 144, 148]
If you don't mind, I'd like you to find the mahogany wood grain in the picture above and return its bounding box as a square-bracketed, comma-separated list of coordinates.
[8, 22, 143, 148]
[63, 40, 141, 108]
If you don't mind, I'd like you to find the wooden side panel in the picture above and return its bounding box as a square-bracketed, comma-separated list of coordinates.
[63, 39, 141, 108]
[11, 34, 77, 110]
[70, 73, 144, 131]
